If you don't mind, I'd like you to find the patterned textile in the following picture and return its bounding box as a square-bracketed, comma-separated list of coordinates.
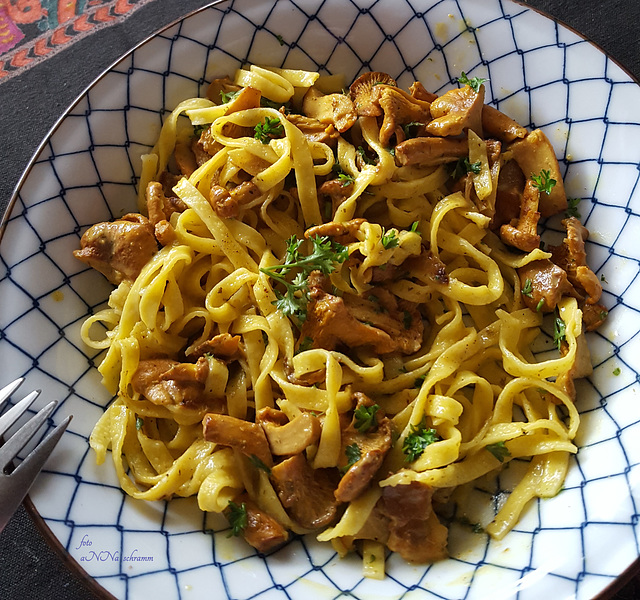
[0, 0, 154, 82]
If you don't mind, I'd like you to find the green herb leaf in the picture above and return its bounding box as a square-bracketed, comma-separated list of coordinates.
[220, 89, 241, 104]
[227, 501, 248, 537]
[296, 336, 314, 353]
[254, 116, 285, 144]
[260, 235, 349, 322]
[451, 157, 482, 180]
[341, 443, 362, 473]
[600, 274, 608, 283]
[357, 146, 377, 165]
[486, 441, 511, 463]
[402, 121, 425, 138]
[565, 197, 581, 218]
[613, 367, 621, 376]
[193, 123, 211, 137]
[402, 419, 439, 462]
[536, 298, 545, 312]
[276, 34, 285, 46]
[522, 278, 533, 298]
[531, 169, 557, 195]
[248, 454, 272, 475]
[414, 374, 426, 388]
[410, 221, 420, 233]
[381, 228, 399, 249]
[553, 313, 567, 350]
[458, 72, 488, 93]
[338, 172, 355, 187]
[135, 417, 144, 431]
[353, 404, 381, 434]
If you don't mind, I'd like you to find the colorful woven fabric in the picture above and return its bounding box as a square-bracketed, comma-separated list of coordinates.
[0, 0, 154, 82]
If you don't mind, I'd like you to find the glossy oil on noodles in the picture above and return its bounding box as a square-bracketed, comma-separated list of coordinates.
[75, 65, 607, 577]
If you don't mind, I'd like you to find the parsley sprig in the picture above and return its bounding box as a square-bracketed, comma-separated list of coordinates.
[458, 72, 488, 93]
[353, 404, 381, 434]
[254, 116, 285, 144]
[553, 312, 567, 350]
[381, 228, 399, 249]
[486, 441, 511, 463]
[260, 235, 349, 322]
[531, 169, 557, 195]
[566, 197, 581, 218]
[220, 89, 241, 104]
[227, 501, 248, 537]
[451, 157, 482, 180]
[522, 278, 534, 299]
[340, 443, 362, 474]
[402, 418, 439, 462]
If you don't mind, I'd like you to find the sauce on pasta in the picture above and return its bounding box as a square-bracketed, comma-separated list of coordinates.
[75, 66, 606, 577]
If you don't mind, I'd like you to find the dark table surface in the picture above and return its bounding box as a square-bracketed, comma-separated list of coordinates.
[1, 0, 639, 598]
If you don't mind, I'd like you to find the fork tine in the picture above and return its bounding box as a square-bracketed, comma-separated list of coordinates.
[0, 414, 71, 533]
[0, 378, 24, 408]
[10, 415, 72, 480]
[0, 401, 58, 472]
[0, 390, 41, 439]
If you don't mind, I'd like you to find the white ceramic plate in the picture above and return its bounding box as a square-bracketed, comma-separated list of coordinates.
[2, 1, 640, 598]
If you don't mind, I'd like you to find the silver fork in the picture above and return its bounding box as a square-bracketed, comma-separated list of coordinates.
[0, 378, 72, 532]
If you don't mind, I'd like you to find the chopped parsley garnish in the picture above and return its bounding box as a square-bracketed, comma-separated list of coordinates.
[338, 172, 356, 187]
[600, 274, 608, 283]
[260, 235, 349, 322]
[248, 454, 271, 475]
[566, 197, 581, 218]
[135, 417, 144, 431]
[553, 313, 567, 350]
[451, 157, 482, 180]
[353, 404, 381, 434]
[193, 123, 211, 137]
[613, 367, 621, 376]
[414, 374, 426, 388]
[381, 228, 399, 249]
[410, 221, 420, 233]
[341, 443, 362, 473]
[227, 501, 248, 537]
[531, 169, 557, 195]
[260, 97, 291, 113]
[536, 298, 545, 312]
[333, 162, 356, 187]
[296, 336, 314, 353]
[402, 419, 439, 462]
[402, 121, 425, 138]
[486, 441, 511, 462]
[522, 278, 534, 298]
[357, 146, 377, 165]
[254, 116, 285, 144]
[220, 89, 241, 104]
[458, 71, 488, 93]
[276, 34, 285, 46]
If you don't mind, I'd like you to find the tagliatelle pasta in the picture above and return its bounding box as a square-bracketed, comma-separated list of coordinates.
[75, 65, 607, 577]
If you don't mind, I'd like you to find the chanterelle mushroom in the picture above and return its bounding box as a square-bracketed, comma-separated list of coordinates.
[376, 85, 432, 147]
[500, 179, 541, 252]
[257, 408, 321, 456]
[507, 129, 567, 217]
[302, 87, 357, 133]
[349, 71, 397, 117]
[425, 83, 485, 137]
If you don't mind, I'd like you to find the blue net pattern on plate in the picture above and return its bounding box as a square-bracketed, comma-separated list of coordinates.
[2, 0, 640, 598]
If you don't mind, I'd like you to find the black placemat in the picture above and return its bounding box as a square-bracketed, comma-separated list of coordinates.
[1, 1, 639, 599]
